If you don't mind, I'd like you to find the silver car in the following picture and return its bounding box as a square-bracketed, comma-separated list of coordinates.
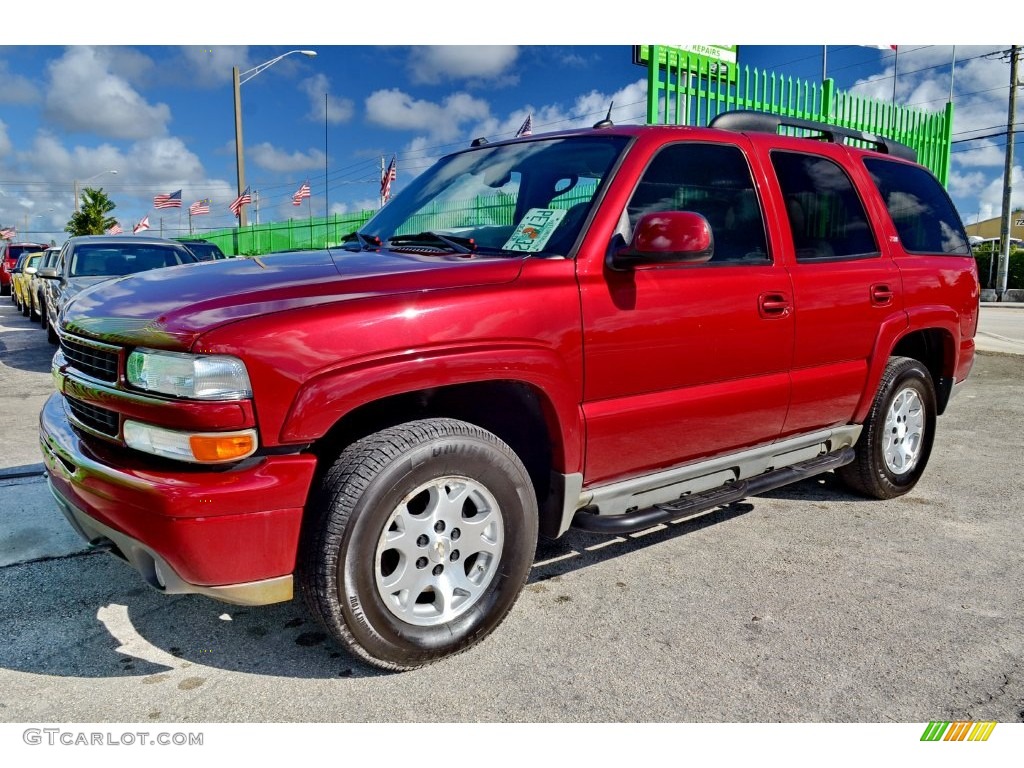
[39, 235, 198, 344]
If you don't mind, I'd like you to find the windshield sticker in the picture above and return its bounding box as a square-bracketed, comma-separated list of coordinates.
[502, 208, 568, 252]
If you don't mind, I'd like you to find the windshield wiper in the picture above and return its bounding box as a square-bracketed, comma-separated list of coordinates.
[386, 231, 477, 255]
[341, 231, 382, 251]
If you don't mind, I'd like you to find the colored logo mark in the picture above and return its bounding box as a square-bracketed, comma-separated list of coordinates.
[920, 721, 996, 741]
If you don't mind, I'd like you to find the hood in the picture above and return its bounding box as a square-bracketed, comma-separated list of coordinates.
[61, 248, 525, 349]
[58, 275, 122, 310]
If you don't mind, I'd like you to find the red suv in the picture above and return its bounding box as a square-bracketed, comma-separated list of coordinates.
[3, 241, 50, 297]
[41, 112, 979, 671]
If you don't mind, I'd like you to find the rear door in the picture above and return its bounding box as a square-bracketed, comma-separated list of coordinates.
[765, 143, 904, 436]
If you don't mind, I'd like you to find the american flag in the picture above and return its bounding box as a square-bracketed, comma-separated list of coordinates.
[153, 189, 183, 209]
[292, 181, 311, 206]
[190, 199, 210, 216]
[106, 223, 123, 235]
[515, 113, 533, 137]
[381, 156, 397, 203]
[133, 216, 150, 234]
[229, 187, 251, 217]
[0, 227, 15, 239]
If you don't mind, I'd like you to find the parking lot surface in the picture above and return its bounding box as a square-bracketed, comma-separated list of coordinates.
[1, 299, 1022, 723]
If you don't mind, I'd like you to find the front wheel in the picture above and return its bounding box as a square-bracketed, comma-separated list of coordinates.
[838, 356, 937, 499]
[300, 418, 538, 671]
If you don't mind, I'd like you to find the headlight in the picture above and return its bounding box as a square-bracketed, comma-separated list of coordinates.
[126, 348, 251, 400]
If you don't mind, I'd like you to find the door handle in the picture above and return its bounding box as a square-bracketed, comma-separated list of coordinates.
[758, 292, 791, 318]
[871, 283, 895, 305]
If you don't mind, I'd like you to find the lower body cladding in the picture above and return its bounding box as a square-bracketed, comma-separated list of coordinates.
[39, 392, 316, 606]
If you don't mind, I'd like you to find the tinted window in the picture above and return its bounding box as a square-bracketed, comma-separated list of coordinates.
[771, 151, 878, 261]
[627, 142, 769, 264]
[865, 159, 970, 255]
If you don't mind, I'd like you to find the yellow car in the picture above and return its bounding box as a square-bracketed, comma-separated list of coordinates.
[13, 251, 44, 318]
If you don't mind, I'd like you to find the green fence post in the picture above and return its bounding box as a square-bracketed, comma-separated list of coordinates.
[938, 100, 954, 186]
[647, 45, 661, 124]
[821, 78, 836, 122]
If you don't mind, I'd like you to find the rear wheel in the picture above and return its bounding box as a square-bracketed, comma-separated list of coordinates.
[838, 356, 936, 499]
[300, 418, 538, 671]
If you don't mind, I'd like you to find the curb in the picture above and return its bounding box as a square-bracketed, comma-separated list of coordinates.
[0, 463, 46, 481]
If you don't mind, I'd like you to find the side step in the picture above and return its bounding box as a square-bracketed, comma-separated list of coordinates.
[571, 448, 855, 535]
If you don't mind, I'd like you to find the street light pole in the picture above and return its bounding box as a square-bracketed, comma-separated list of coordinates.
[232, 65, 248, 228]
[232, 50, 317, 229]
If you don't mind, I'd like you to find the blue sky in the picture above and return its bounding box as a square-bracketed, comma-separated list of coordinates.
[0, 11, 1017, 244]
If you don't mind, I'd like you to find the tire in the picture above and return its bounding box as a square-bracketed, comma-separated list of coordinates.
[47, 317, 58, 345]
[300, 418, 538, 671]
[838, 356, 937, 499]
[38, 300, 47, 329]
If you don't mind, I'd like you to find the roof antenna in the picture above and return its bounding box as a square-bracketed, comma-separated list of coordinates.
[593, 101, 615, 129]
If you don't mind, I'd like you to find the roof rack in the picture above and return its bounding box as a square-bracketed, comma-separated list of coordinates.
[709, 110, 917, 162]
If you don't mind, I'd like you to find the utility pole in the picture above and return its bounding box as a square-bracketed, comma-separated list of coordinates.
[996, 45, 1019, 300]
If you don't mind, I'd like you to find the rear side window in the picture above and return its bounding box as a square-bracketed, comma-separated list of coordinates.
[771, 151, 878, 262]
[864, 159, 971, 255]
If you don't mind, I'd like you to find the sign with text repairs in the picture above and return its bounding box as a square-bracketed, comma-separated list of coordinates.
[502, 208, 567, 252]
[633, 45, 738, 82]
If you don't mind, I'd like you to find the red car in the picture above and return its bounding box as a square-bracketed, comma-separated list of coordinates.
[41, 112, 979, 671]
[2, 240, 50, 297]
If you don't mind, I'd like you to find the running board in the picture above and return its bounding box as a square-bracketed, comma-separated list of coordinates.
[571, 448, 855, 535]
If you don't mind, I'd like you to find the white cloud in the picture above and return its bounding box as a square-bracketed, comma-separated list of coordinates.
[0, 60, 39, 105]
[249, 142, 327, 173]
[180, 45, 250, 87]
[44, 47, 171, 140]
[408, 46, 519, 85]
[301, 74, 354, 125]
[365, 89, 491, 142]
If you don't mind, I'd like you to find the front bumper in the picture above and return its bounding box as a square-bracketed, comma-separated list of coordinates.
[39, 392, 317, 605]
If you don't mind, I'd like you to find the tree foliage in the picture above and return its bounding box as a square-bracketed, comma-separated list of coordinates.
[65, 187, 117, 236]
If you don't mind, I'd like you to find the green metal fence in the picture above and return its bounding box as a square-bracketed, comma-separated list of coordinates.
[645, 45, 954, 185]
[192, 210, 376, 257]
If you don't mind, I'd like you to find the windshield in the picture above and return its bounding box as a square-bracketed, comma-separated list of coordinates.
[70, 245, 190, 277]
[359, 135, 629, 257]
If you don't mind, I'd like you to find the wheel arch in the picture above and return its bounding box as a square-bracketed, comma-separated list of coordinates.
[307, 379, 575, 540]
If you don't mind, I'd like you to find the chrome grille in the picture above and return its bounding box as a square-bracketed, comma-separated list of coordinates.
[66, 396, 119, 439]
[61, 336, 120, 383]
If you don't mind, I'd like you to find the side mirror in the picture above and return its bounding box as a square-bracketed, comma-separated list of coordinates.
[37, 267, 59, 279]
[610, 211, 714, 271]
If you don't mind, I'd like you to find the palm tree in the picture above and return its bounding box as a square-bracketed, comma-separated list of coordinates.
[65, 187, 118, 236]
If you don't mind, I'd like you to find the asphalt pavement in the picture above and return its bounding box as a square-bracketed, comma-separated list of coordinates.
[1, 298, 1022, 725]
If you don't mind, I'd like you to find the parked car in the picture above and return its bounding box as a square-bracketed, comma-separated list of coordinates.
[32, 246, 62, 331]
[179, 238, 228, 261]
[2, 240, 50, 297]
[13, 251, 44, 317]
[41, 112, 979, 671]
[38, 235, 199, 344]
[8, 252, 32, 312]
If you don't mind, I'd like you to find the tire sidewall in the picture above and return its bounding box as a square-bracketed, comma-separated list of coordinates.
[869, 360, 936, 495]
[332, 430, 537, 666]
